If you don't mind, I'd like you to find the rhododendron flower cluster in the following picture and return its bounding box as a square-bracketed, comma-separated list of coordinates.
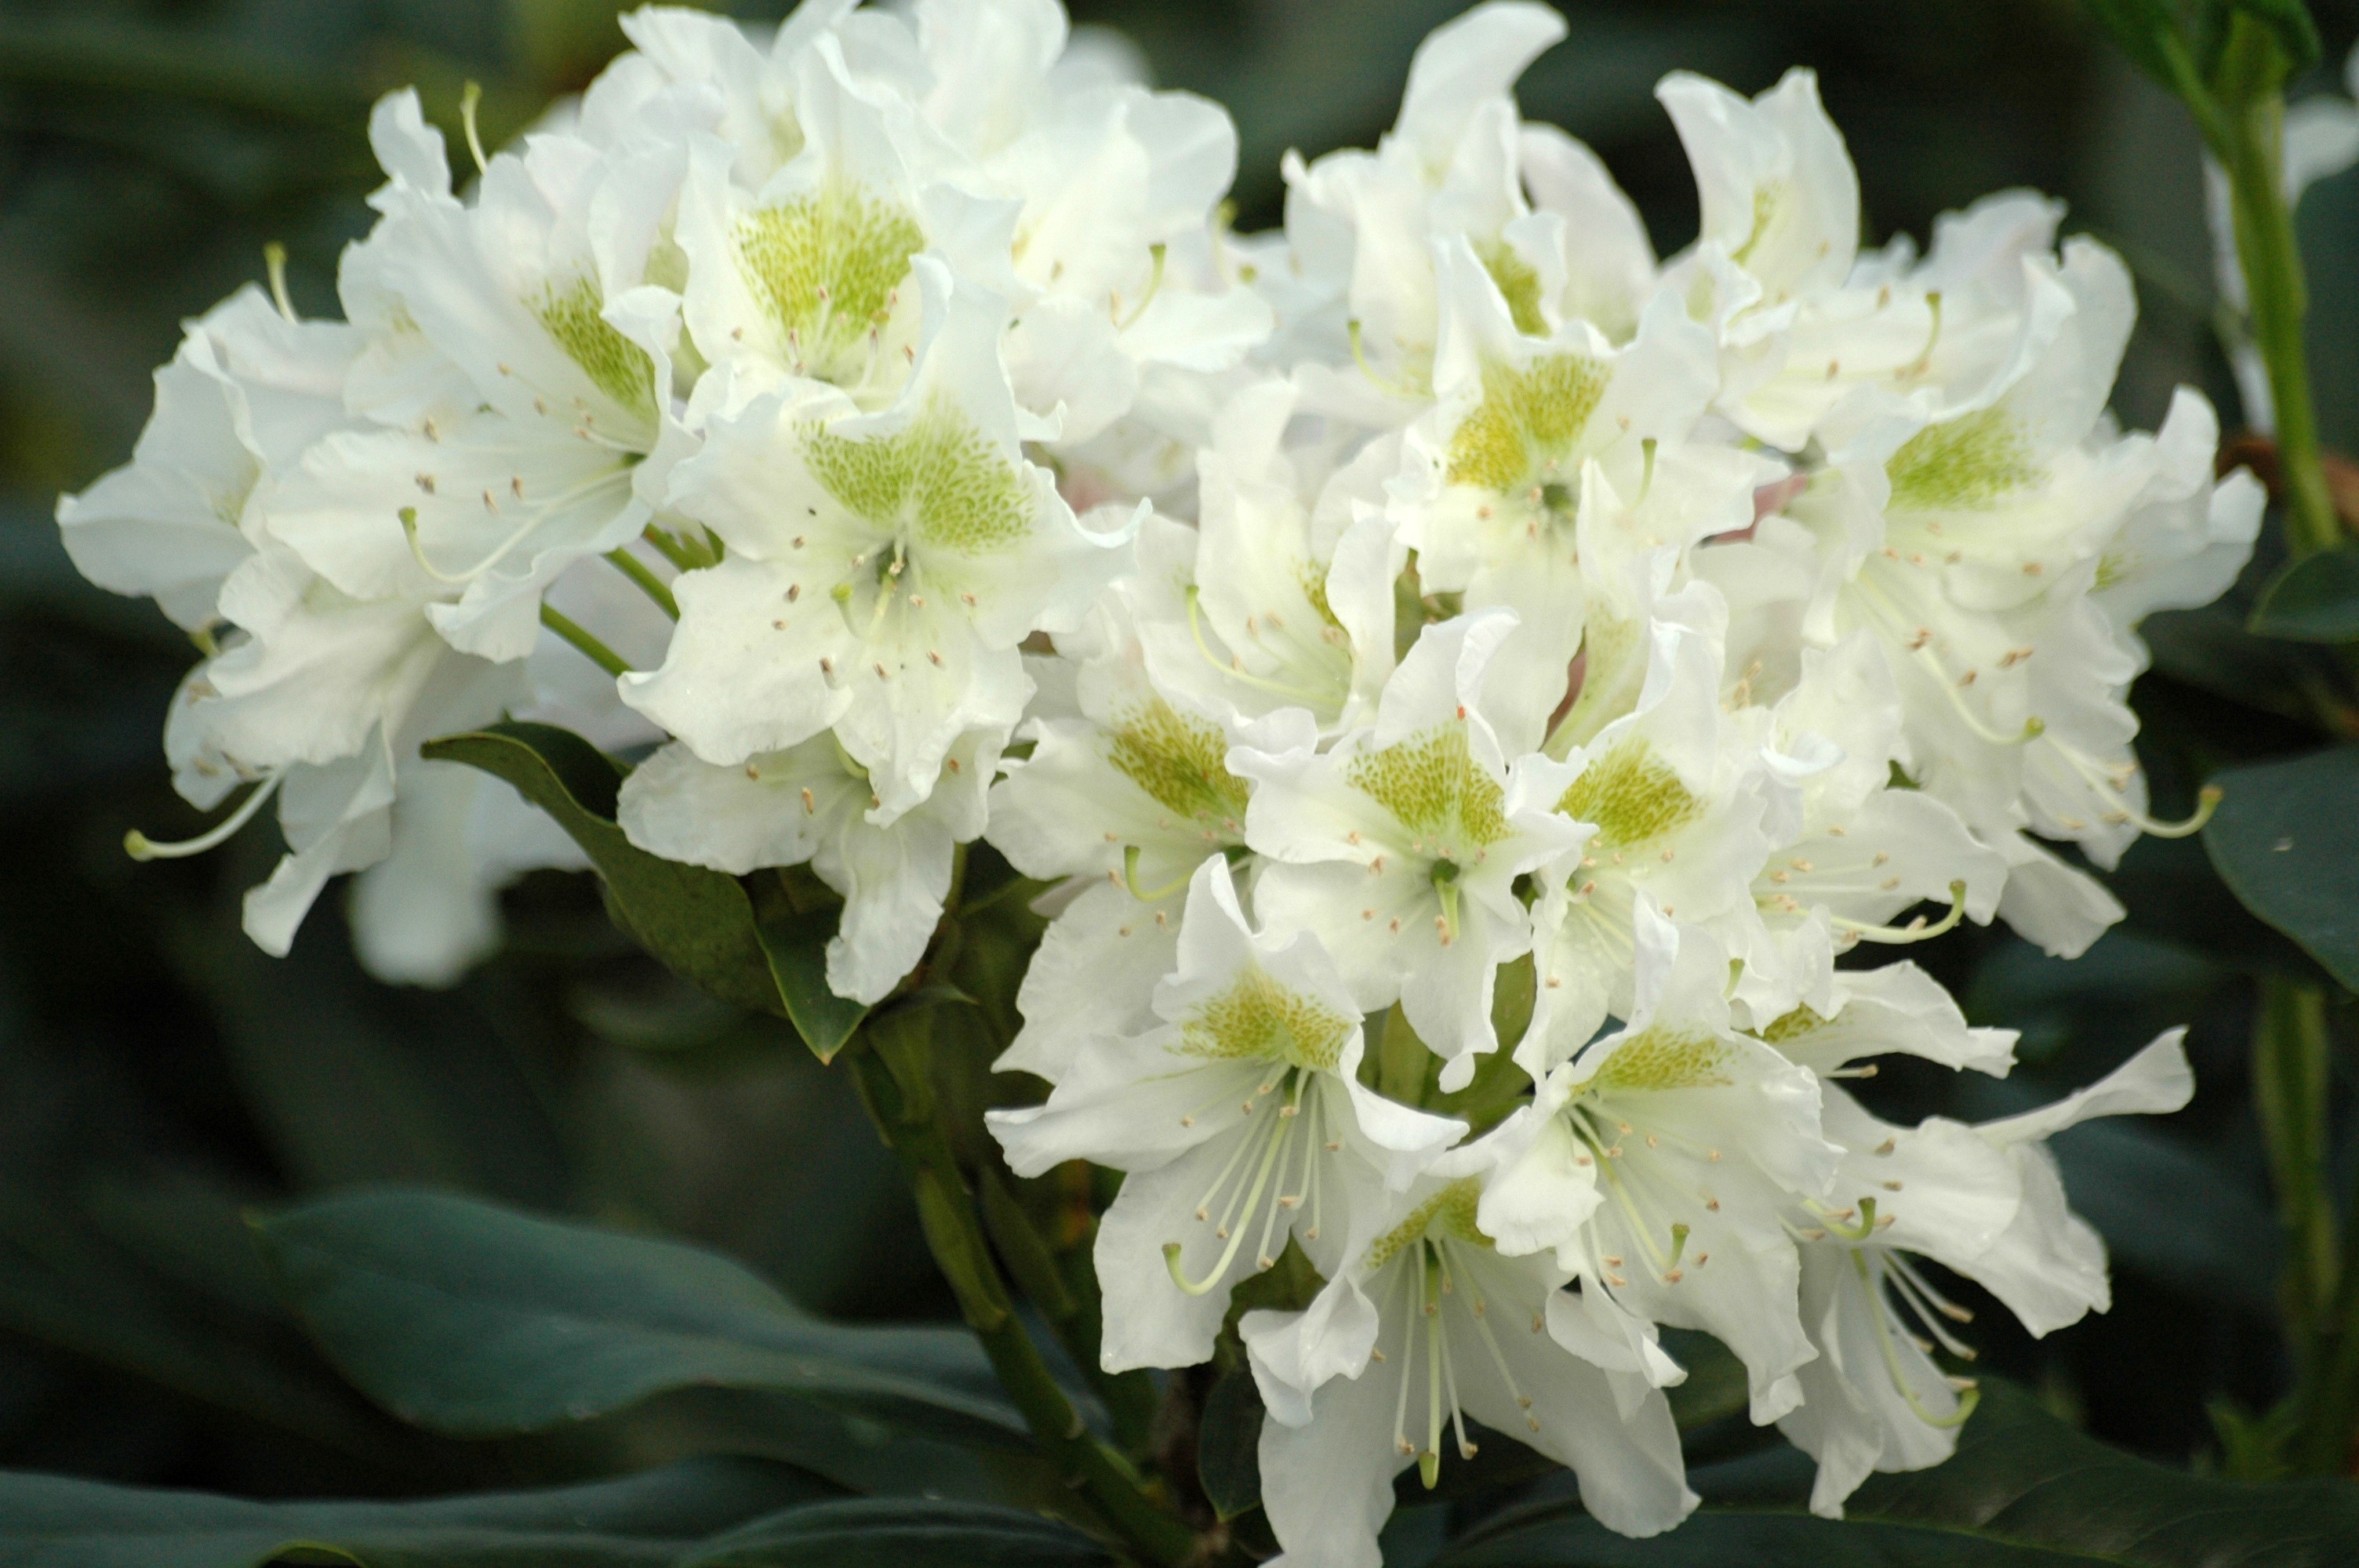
[59, 2, 2254, 1561]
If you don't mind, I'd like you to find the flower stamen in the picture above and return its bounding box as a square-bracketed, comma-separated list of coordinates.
[124, 772, 282, 862]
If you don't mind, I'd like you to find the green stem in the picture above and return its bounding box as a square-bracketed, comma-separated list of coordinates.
[1062, 1211, 1162, 1457]
[2255, 978, 2335, 1375]
[2264, 981, 2359, 1480]
[975, 1164, 1157, 1449]
[2299, 1201, 2359, 1476]
[640, 522, 713, 573]
[976, 1163, 1155, 1454]
[847, 1016, 1196, 1566]
[538, 603, 631, 678]
[2206, 19, 2340, 556]
[603, 547, 678, 619]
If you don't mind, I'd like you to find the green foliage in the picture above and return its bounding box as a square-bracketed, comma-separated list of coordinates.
[5, 0, 2359, 1561]
[422, 723, 874, 1062]
[252, 1189, 1028, 1459]
[673, 1497, 1114, 1568]
[2251, 549, 2359, 639]
[420, 724, 788, 1020]
[0, 1465, 1120, 1568]
[2080, 0, 2321, 99]
[2203, 0, 2325, 77]
[0, 1457, 829, 1568]
[1441, 1381, 2359, 1566]
[1193, 1372, 1263, 1523]
[2205, 746, 2359, 990]
[748, 872, 871, 1063]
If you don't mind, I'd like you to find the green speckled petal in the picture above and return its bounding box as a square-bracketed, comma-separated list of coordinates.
[534, 275, 656, 422]
[1886, 405, 2042, 511]
[1347, 724, 1510, 851]
[1108, 698, 1252, 828]
[737, 180, 924, 384]
[1558, 738, 1699, 848]
[799, 394, 1033, 554]
[1473, 238, 1548, 337]
[1446, 353, 1608, 495]
[1180, 966, 1352, 1071]
[1366, 1177, 1492, 1267]
[1587, 1025, 1733, 1093]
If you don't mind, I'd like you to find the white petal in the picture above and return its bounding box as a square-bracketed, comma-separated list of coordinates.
[1252, 1336, 1401, 1568]
[998, 880, 1180, 1081]
[820, 807, 959, 1003]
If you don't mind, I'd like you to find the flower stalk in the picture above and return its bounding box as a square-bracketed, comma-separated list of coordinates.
[846, 1008, 1198, 1567]
[2254, 977, 2336, 1366]
[539, 602, 632, 677]
[2195, 17, 2340, 556]
[2126, 1, 2359, 1475]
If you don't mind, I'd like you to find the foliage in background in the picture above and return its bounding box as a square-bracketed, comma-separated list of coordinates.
[2, 0, 2359, 1560]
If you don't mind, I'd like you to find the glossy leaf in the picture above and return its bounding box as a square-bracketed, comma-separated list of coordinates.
[1196, 1371, 1263, 1523]
[674, 1497, 1114, 1568]
[748, 870, 868, 1062]
[1439, 1381, 2359, 1566]
[1444, 1512, 2104, 1565]
[0, 1456, 824, 1568]
[2249, 549, 2359, 642]
[420, 723, 785, 1017]
[2203, 746, 2359, 990]
[252, 1189, 1028, 1461]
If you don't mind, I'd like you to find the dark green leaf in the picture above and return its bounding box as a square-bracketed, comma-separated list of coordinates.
[252, 1189, 1029, 1463]
[0, 1184, 405, 1465]
[1440, 1381, 2359, 1566]
[1443, 1512, 2106, 1565]
[2048, 1118, 2278, 1311]
[2103, 833, 2325, 981]
[2141, 597, 2336, 726]
[2079, 0, 2191, 89]
[1196, 1371, 1263, 1523]
[2203, 746, 2359, 989]
[747, 872, 868, 1062]
[0, 1456, 823, 1568]
[173, 921, 570, 1199]
[1854, 1379, 2359, 1562]
[2201, 0, 2322, 78]
[420, 723, 786, 1017]
[2249, 548, 2359, 641]
[1663, 1330, 1752, 1433]
[674, 1497, 1114, 1568]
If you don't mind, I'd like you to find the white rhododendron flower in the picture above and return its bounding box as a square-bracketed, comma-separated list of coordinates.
[983, 597, 1263, 1080]
[1770, 1021, 2192, 1515]
[1236, 612, 1587, 1088]
[1243, 1159, 1698, 1568]
[59, 1, 2255, 1555]
[622, 261, 1131, 815]
[1522, 612, 1777, 1065]
[990, 856, 1464, 1370]
[1484, 909, 1840, 1423]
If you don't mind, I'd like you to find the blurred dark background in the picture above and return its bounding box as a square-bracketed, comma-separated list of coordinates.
[1, 0, 2354, 1505]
